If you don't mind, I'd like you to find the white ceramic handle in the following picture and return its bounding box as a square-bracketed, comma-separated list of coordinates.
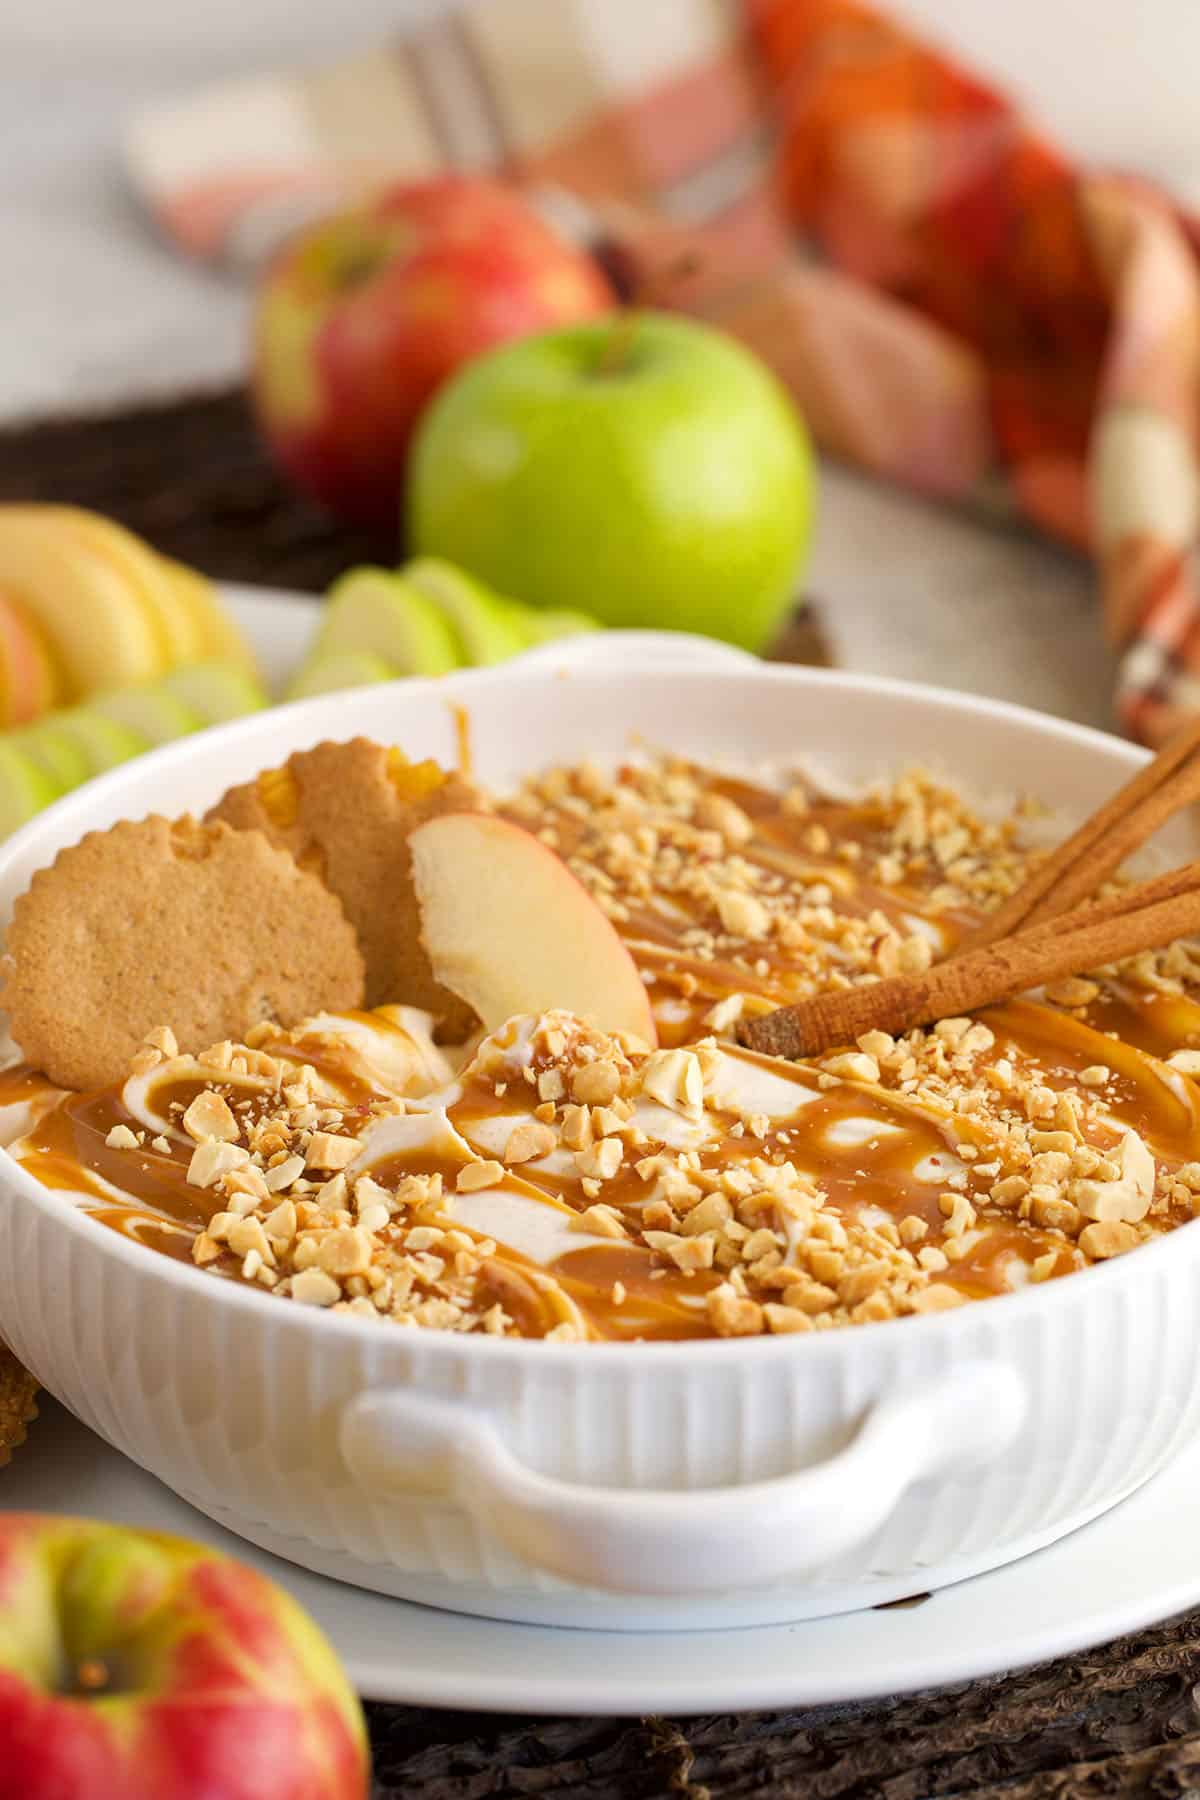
[339, 1360, 1026, 1595]
[511, 629, 758, 676]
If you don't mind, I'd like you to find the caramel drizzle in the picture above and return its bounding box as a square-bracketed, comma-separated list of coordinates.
[9, 767, 1200, 1340]
[10, 993, 1200, 1338]
[506, 773, 977, 1047]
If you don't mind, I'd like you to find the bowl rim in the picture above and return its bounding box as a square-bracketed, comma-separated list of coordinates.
[2, 650, 1190, 1369]
[0, 651, 1153, 875]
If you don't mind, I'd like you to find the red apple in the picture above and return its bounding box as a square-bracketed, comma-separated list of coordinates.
[0, 1513, 368, 1799]
[253, 176, 615, 528]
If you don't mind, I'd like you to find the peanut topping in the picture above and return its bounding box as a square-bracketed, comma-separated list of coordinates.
[15, 749, 1200, 1345]
[640, 1048, 703, 1116]
[571, 1060, 622, 1106]
[182, 1090, 238, 1144]
[456, 1160, 505, 1194]
[291, 1269, 341, 1308]
[305, 1131, 359, 1172]
[503, 1122, 557, 1165]
[1078, 1220, 1141, 1259]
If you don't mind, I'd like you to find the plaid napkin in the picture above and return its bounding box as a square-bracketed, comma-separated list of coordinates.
[126, 0, 1200, 745]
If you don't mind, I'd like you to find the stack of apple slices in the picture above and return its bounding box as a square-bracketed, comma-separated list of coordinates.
[0, 506, 262, 838]
[286, 556, 598, 698]
[0, 664, 268, 837]
[0, 507, 254, 712]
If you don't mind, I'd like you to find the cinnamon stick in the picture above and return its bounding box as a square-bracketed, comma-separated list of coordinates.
[960, 717, 1200, 951]
[741, 864, 1200, 1060]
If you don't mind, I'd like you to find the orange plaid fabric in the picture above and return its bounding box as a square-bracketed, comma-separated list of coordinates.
[127, 0, 1200, 742]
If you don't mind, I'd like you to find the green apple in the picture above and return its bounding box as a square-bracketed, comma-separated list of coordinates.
[160, 663, 269, 725]
[90, 686, 201, 746]
[0, 741, 60, 835]
[318, 568, 463, 675]
[286, 648, 397, 699]
[402, 558, 528, 664]
[408, 311, 815, 652]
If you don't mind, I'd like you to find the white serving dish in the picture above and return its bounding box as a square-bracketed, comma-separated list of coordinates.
[3, 630, 1200, 1632]
[16, 1395, 1200, 1712]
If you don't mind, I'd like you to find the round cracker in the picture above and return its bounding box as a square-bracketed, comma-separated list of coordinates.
[208, 738, 479, 1035]
[2, 816, 365, 1090]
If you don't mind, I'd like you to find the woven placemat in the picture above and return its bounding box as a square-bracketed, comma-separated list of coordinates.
[1, 389, 1196, 1797]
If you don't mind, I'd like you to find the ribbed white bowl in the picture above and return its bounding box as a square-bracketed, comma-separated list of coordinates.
[2, 633, 1199, 1630]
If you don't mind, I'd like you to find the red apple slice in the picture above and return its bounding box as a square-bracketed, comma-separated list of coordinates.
[16, 505, 197, 665]
[0, 591, 58, 726]
[0, 512, 163, 695]
[409, 810, 658, 1045]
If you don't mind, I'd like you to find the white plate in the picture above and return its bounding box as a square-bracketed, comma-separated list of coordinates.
[223, 583, 320, 694]
[5, 1396, 1198, 1714]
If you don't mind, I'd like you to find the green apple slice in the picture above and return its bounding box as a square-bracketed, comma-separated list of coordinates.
[286, 649, 397, 701]
[510, 605, 601, 646]
[0, 740, 59, 835]
[159, 663, 269, 725]
[402, 558, 528, 665]
[90, 686, 201, 747]
[36, 712, 148, 776]
[318, 568, 463, 676]
[11, 720, 91, 792]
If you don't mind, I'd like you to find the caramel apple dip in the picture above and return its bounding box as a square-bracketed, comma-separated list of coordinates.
[5, 741, 1200, 1341]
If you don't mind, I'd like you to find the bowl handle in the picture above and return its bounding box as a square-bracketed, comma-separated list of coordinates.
[510, 629, 759, 676]
[338, 1360, 1026, 1594]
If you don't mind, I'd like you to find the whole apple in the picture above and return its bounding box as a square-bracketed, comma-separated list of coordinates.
[0, 1514, 368, 1799]
[408, 312, 815, 651]
[253, 177, 615, 528]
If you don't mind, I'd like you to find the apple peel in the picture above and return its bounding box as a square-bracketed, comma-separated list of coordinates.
[408, 810, 658, 1045]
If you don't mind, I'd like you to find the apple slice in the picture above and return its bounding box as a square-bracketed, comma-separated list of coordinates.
[0, 740, 60, 837]
[10, 720, 90, 791]
[318, 568, 462, 676]
[16, 505, 197, 667]
[511, 604, 600, 646]
[0, 593, 59, 726]
[28, 712, 147, 777]
[157, 555, 260, 674]
[408, 810, 658, 1044]
[286, 648, 396, 700]
[159, 662, 268, 725]
[1, 508, 254, 680]
[89, 684, 201, 746]
[403, 558, 528, 665]
[0, 510, 163, 696]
